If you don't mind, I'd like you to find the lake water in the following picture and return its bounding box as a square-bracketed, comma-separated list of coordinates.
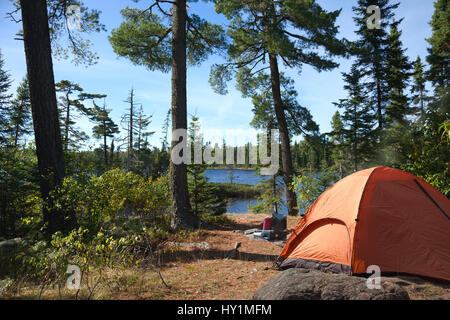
[204, 169, 288, 214]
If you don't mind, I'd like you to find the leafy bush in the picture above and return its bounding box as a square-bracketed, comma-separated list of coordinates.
[51, 169, 171, 236]
[0, 228, 139, 299]
[292, 170, 337, 215]
[249, 176, 283, 214]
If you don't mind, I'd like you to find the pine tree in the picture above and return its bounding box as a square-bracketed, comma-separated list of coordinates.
[56, 80, 106, 151]
[352, 0, 400, 131]
[19, 0, 67, 234]
[328, 111, 348, 178]
[134, 105, 154, 154]
[334, 64, 376, 171]
[0, 49, 13, 145]
[91, 99, 119, 170]
[410, 56, 429, 118]
[161, 109, 171, 152]
[16, 0, 105, 233]
[248, 74, 319, 138]
[211, 0, 347, 216]
[110, 1, 226, 229]
[187, 116, 226, 216]
[425, 0, 449, 94]
[7, 78, 32, 148]
[385, 20, 411, 126]
[121, 87, 138, 167]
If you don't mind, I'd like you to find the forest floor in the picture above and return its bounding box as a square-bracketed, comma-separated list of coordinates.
[7, 213, 450, 300]
[109, 213, 292, 300]
[86, 213, 450, 300]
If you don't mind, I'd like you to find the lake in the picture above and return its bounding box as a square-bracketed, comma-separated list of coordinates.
[204, 169, 288, 215]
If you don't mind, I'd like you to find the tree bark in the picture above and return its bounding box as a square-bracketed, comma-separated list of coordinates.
[20, 0, 67, 234]
[103, 115, 108, 169]
[170, 0, 199, 229]
[268, 53, 299, 216]
[376, 75, 383, 130]
[64, 91, 70, 152]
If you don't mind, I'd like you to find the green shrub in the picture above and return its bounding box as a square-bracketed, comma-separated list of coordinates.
[51, 169, 170, 236]
[292, 170, 337, 215]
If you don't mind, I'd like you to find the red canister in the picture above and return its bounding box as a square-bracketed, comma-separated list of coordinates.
[262, 217, 272, 230]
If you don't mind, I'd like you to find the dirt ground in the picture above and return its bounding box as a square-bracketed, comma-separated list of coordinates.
[112, 214, 449, 300]
[112, 213, 294, 300]
[7, 213, 449, 300]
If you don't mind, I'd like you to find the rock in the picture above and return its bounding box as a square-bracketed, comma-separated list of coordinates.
[167, 241, 211, 250]
[244, 228, 259, 235]
[0, 238, 24, 256]
[253, 268, 410, 300]
[225, 242, 241, 260]
[246, 234, 267, 241]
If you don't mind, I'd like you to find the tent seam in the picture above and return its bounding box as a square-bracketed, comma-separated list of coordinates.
[350, 166, 381, 274]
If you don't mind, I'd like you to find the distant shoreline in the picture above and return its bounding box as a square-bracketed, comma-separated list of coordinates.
[205, 167, 258, 171]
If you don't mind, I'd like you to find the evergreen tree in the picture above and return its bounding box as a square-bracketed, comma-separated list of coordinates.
[0, 50, 13, 145]
[91, 99, 119, 170]
[7, 78, 32, 148]
[211, 0, 347, 216]
[18, 0, 67, 234]
[410, 56, 429, 117]
[187, 116, 226, 216]
[248, 74, 319, 138]
[110, 1, 226, 229]
[16, 0, 105, 234]
[352, 0, 400, 131]
[399, 0, 449, 196]
[425, 0, 449, 94]
[334, 64, 376, 171]
[56, 80, 106, 151]
[121, 87, 139, 167]
[385, 20, 411, 126]
[134, 105, 154, 154]
[328, 111, 348, 178]
[161, 109, 171, 152]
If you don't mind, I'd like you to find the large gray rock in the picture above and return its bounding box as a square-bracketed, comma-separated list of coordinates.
[253, 268, 410, 300]
[0, 238, 24, 255]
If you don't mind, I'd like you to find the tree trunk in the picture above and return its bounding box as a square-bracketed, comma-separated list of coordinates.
[354, 104, 358, 172]
[20, 0, 67, 234]
[128, 88, 134, 165]
[103, 119, 108, 169]
[268, 53, 298, 216]
[170, 0, 199, 229]
[64, 91, 70, 152]
[376, 77, 383, 130]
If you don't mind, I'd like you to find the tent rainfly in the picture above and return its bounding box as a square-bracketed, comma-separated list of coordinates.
[280, 166, 450, 281]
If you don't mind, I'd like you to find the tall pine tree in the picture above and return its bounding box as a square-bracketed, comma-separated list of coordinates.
[91, 99, 119, 170]
[352, 0, 400, 131]
[7, 78, 32, 148]
[211, 0, 347, 216]
[110, 1, 225, 229]
[385, 20, 411, 126]
[410, 56, 429, 118]
[0, 49, 13, 145]
[334, 64, 376, 171]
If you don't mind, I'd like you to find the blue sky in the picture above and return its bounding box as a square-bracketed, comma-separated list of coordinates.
[0, 0, 436, 149]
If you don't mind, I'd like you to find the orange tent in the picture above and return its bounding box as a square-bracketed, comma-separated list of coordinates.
[280, 166, 450, 281]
